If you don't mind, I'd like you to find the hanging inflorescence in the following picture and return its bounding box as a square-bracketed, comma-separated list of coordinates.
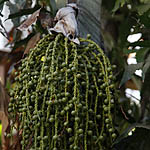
[8, 33, 118, 150]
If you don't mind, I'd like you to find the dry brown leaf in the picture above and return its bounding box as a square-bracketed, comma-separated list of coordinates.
[49, 3, 80, 44]
[24, 33, 41, 55]
[0, 82, 9, 150]
[0, 49, 23, 85]
[0, 65, 5, 85]
[17, 8, 53, 31]
[17, 8, 41, 31]
[38, 12, 53, 29]
[125, 79, 138, 90]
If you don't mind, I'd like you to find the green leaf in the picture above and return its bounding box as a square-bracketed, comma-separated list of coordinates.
[129, 40, 150, 47]
[119, 17, 136, 48]
[113, 123, 150, 145]
[112, 0, 126, 12]
[50, 0, 57, 15]
[0, 0, 8, 5]
[120, 63, 143, 87]
[136, 48, 149, 63]
[55, 0, 66, 9]
[142, 54, 150, 81]
[123, 49, 138, 54]
[139, 9, 150, 28]
[12, 33, 35, 51]
[136, 3, 150, 15]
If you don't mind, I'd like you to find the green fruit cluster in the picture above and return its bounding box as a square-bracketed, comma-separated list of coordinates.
[8, 34, 118, 150]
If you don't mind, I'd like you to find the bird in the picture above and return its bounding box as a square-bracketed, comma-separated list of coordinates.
[49, 3, 80, 44]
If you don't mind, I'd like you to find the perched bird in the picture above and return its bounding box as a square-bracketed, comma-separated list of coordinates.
[49, 3, 80, 44]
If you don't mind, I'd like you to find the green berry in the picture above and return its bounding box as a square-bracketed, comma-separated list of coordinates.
[53, 135, 58, 140]
[78, 129, 83, 134]
[67, 128, 72, 133]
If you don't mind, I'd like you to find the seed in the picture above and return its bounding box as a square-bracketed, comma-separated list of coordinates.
[69, 137, 74, 142]
[65, 92, 70, 97]
[76, 74, 81, 78]
[32, 115, 38, 120]
[71, 67, 76, 72]
[109, 128, 114, 133]
[104, 99, 109, 104]
[37, 136, 41, 140]
[44, 66, 49, 70]
[99, 135, 104, 140]
[62, 97, 67, 103]
[73, 146, 78, 150]
[53, 71, 58, 76]
[71, 110, 76, 116]
[60, 110, 65, 115]
[75, 117, 80, 122]
[78, 129, 83, 134]
[61, 62, 66, 67]
[67, 69, 71, 73]
[88, 130, 93, 136]
[92, 135, 97, 141]
[28, 81, 33, 86]
[104, 106, 108, 112]
[89, 90, 93, 94]
[49, 118, 55, 123]
[77, 103, 82, 109]
[43, 136, 48, 140]
[105, 118, 110, 123]
[69, 103, 73, 108]
[53, 135, 58, 140]
[96, 115, 101, 119]
[107, 67, 111, 72]
[64, 122, 68, 126]
[88, 109, 94, 113]
[112, 133, 117, 138]
[87, 34, 91, 39]
[64, 106, 69, 111]
[81, 81, 86, 86]
[67, 128, 72, 133]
